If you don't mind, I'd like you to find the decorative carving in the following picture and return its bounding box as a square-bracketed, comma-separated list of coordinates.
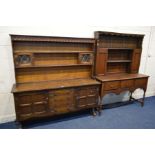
[15, 53, 33, 67]
[11, 35, 95, 43]
[78, 53, 93, 64]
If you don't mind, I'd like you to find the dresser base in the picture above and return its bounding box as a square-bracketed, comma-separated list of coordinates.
[96, 73, 149, 114]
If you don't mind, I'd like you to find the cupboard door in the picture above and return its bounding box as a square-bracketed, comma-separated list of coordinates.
[131, 49, 142, 73]
[48, 89, 75, 114]
[14, 91, 48, 121]
[95, 48, 108, 75]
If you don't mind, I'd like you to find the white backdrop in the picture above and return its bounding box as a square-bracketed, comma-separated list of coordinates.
[0, 26, 155, 123]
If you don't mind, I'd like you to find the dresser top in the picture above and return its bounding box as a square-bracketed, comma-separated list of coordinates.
[10, 34, 95, 44]
[95, 31, 144, 38]
[12, 78, 100, 93]
[96, 73, 149, 82]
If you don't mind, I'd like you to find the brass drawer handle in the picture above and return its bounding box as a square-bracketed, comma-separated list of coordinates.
[19, 103, 31, 107]
[76, 96, 87, 100]
[34, 101, 47, 105]
[49, 94, 54, 97]
[88, 94, 96, 97]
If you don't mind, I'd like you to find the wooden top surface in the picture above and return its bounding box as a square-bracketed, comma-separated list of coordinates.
[95, 31, 144, 38]
[96, 74, 149, 82]
[12, 78, 100, 93]
[10, 34, 95, 44]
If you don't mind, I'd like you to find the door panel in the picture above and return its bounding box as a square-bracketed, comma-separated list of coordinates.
[95, 48, 108, 75]
[131, 49, 141, 73]
[48, 89, 75, 113]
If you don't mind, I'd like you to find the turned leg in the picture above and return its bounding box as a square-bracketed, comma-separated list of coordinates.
[97, 96, 102, 116]
[92, 108, 97, 116]
[129, 92, 133, 102]
[141, 91, 146, 107]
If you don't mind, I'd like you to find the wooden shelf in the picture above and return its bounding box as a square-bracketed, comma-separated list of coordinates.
[99, 48, 134, 51]
[34, 51, 94, 54]
[14, 51, 94, 54]
[16, 63, 92, 69]
[107, 60, 132, 63]
[108, 48, 133, 50]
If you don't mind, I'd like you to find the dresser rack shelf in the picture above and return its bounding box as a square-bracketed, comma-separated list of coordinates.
[94, 31, 149, 114]
[14, 51, 94, 54]
[15, 64, 93, 69]
[107, 60, 132, 63]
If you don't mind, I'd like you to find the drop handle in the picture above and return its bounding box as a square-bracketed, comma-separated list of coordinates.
[49, 94, 54, 97]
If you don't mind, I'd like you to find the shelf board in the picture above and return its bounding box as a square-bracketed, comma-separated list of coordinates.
[108, 48, 133, 50]
[15, 50, 94, 54]
[16, 63, 92, 69]
[107, 60, 132, 63]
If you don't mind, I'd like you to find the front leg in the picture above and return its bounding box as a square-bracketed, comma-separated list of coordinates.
[97, 96, 102, 116]
[129, 91, 133, 102]
[92, 108, 97, 116]
[141, 90, 146, 107]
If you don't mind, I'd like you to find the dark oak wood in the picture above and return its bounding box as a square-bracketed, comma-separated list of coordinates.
[12, 78, 100, 93]
[94, 31, 149, 113]
[11, 35, 100, 126]
[10, 31, 150, 127]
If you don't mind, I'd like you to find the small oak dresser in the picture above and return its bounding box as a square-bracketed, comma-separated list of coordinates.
[94, 31, 149, 112]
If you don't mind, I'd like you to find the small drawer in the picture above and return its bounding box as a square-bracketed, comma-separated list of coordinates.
[104, 81, 120, 90]
[15, 91, 48, 105]
[76, 86, 99, 96]
[121, 80, 134, 89]
[135, 78, 147, 88]
[87, 86, 99, 95]
[50, 89, 73, 96]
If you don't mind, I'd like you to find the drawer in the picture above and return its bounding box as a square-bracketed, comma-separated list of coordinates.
[50, 89, 73, 96]
[77, 96, 97, 108]
[14, 91, 48, 120]
[104, 81, 120, 90]
[75, 86, 99, 108]
[121, 80, 134, 89]
[135, 78, 147, 88]
[76, 86, 99, 96]
[15, 91, 48, 105]
[87, 86, 99, 95]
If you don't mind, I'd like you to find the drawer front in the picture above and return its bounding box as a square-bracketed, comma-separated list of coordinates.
[76, 86, 99, 108]
[50, 89, 72, 96]
[76, 86, 99, 96]
[135, 78, 148, 88]
[49, 89, 75, 113]
[121, 80, 134, 89]
[87, 86, 99, 95]
[14, 91, 48, 120]
[104, 81, 120, 90]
